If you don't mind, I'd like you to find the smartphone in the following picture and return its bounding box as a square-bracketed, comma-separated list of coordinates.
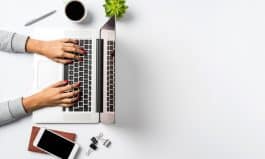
[33, 128, 79, 159]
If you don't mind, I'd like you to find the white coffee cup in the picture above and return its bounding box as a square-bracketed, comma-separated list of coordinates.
[64, 0, 87, 23]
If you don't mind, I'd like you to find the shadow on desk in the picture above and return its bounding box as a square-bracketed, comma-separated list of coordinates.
[108, 39, 150, 135]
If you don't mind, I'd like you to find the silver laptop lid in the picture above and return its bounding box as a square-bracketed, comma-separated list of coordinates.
[100, 16, 116, 32]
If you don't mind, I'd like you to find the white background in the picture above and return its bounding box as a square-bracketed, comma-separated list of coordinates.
[1, 0, 265, 159]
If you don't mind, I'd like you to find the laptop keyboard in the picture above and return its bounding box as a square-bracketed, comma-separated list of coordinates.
[106, 40, 115, 112]
[63, 39, 93, 112]
[63, 39, 115, 113]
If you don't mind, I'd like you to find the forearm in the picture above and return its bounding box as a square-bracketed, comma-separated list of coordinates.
[26, 38, 46, 55]
[0, 98, 28, 126]
[0, 30, 29, 53]
[22, 94, 44, 113]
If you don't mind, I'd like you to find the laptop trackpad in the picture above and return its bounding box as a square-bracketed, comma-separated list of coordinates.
[37, 61, 62, 89]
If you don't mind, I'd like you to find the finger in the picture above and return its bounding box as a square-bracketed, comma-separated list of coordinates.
[60, 82, 80, 92]
[64, 43, 86, 54]
[60, 90, 80, 98]
[50, 80, 68, 88]
[54, 58, 73, 64]
[63, 46, 85, 55]
[60, 103, 75, 107]
[60, 38, 77, 44]
[61, 96, 79, 104]
[63, 43, 75, 47]
[62, 52, 81, 61]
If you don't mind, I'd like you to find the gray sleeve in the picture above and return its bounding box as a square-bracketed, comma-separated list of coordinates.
[0, 98, 28, 126]
[0, 30, 29, 53]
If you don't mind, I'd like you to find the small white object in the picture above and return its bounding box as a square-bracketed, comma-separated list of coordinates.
[96, 132, 112, 148]
[96, 132, 104, 140]
[86, 149, 93, 156]
[103, 139, 112, 148]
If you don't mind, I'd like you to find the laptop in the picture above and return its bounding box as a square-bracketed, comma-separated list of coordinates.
[32, 17, 116, 124]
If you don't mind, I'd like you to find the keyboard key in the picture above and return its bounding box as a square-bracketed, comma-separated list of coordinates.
[74, 108, 82, 111]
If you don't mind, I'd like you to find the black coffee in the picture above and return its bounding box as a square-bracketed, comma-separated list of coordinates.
[65, 1, 85, 21]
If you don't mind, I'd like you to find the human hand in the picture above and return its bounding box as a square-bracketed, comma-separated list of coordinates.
[26, 38, 87, 64]
[22, 80, 80, 113]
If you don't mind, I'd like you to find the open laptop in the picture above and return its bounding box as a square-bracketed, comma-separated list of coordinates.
[32, 17, 116, 124]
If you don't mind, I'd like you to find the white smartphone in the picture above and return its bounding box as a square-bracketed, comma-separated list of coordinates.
[33, 128, 79, 159]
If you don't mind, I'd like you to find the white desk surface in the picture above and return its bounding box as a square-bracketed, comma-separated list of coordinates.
[1, 0, 265, 158]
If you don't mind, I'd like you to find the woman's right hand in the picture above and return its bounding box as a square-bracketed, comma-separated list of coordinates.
[22, 80, 80, 113]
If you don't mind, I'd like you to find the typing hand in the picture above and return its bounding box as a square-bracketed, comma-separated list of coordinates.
[22, 80, 80, 113]
[26, 38, 86, 64]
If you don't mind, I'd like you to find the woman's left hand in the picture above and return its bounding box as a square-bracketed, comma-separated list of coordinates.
[26, 38, 87, 64]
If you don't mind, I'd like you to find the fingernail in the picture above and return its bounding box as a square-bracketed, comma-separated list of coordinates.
[64, 80, 68, 83]
[81, 48, 87, 54]
[68, 61, 73, 64]
[79, 58, 83, 61]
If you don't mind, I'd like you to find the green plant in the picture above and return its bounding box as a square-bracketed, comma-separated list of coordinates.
[103, 0, 128, 19]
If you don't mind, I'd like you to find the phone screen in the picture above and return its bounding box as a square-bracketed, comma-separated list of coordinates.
[37, 130, 75, 159]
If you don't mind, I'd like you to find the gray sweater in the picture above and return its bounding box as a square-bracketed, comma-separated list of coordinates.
[0, 30, 29, 126]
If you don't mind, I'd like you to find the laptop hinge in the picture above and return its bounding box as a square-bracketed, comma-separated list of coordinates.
[96, 39, 104, 113]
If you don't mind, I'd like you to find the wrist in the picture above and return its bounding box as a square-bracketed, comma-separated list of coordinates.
[26, 38, 46, 55]
[22, 95, 42, 113]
